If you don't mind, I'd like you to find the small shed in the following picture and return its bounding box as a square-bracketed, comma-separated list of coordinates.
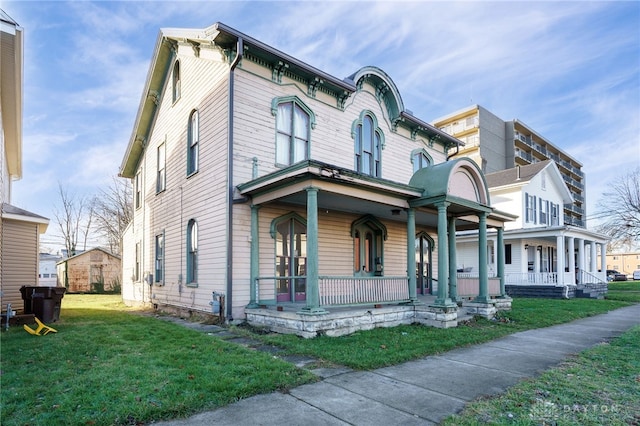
[57, 248, 121, 293]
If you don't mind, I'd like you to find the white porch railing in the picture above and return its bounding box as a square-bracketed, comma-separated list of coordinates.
[505, 272, 560, 286]
[319, 276, 410, 306]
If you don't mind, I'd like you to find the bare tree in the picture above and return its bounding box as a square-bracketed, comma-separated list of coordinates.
[54, 183, 93, 257]
[594, 167, 640, 251]
[91, 177, 133, 255]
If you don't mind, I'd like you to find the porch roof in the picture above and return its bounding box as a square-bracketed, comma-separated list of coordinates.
[238, 159, 515, 229]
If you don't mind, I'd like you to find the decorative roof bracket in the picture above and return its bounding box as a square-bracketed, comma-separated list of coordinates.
[307, 77, 323, 97]
[272, 61, 289, 83]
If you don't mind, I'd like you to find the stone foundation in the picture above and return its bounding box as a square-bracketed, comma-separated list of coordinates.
[463, 301, 497, 319]
[246, 303, 460, 338]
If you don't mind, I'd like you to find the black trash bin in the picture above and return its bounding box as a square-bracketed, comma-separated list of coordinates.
[20, 286, 66, 322]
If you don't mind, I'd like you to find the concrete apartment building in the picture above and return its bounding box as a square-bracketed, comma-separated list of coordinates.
[432, 105, 586, 228]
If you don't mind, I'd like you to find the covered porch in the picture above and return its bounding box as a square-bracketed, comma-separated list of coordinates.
[237, 159, 513, 337]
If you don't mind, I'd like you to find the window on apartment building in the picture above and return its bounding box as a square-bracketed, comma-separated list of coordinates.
[156, 142, 166, 193]
[525, 193, 536, 223]
[505, 244, 512, 264]
[172, 60, 181, 103]
[135, 171, 141, 209]
[134, 242, 141, 282]
[353, 112, 383, 177]
[411, 149, 432, 173]
[541, 172, 546, 190]
[186, 219, 198, 286]
[352, 216, 386, 276]
[273, 96, 313, 166]
[155, 233, 164, 284]
[187, 110, 199, 176]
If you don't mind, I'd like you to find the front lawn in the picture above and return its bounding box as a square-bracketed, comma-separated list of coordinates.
[0, 295, 316, 426]
[607, 280, 640, 303]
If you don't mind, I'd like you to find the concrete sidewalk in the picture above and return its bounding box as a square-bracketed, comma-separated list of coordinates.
[152, 304, 640, 425]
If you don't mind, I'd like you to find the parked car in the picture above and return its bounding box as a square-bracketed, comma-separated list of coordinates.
[606, 269, 627, 281]
[633, 270, 640, 280]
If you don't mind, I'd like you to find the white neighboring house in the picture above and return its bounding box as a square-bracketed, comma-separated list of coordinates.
[456, 160, 608, 298]
[38, 253, 62, 286]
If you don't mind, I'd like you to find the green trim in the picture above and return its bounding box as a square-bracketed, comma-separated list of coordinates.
[270, 212, 307, 239]
[350, 215, 388, 241]
[410, 148, 433, 171]
[350, 66, 404, 122]
[270, 95, 316, 129]
[351, 110, 386, 149]
[186, 109, 199, 176]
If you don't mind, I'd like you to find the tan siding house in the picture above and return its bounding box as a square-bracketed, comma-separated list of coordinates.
[57, 248, 122, 293]
[119, 23, 514, 337]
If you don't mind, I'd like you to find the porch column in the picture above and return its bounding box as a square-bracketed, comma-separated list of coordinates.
[600, 243, 607, 275]
[475, 212, 491, 303]
[577, 238, 584, 284]
[590, 241, 597, 274]
[568, 237, 575, 283]
[448, 216, 459, 303]
[247, 204, 260, 308]
[299, 187, 326, 314]
[433, 202, 454, 307]
[556, 234, 565, 285]
[407, 208, 417, 303]
[497, 227, 506, 297]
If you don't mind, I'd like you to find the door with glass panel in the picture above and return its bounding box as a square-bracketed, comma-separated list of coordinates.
[275, 218, 307, 302]
[416, 233, 433, 294]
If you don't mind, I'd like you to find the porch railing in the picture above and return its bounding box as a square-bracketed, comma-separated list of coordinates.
[318, 276, 410, 306]
[505, 272, 559, 286]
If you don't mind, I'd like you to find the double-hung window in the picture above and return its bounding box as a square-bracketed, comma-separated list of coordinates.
[186, 219, 198, 286]
[155, 233, 164, 284]
[354, 112, 382, 177]
[187, 110, 199, 175]
[156, 142, 166, 193]
[525, 193, 536, 223]
[274, 97, 312, 165]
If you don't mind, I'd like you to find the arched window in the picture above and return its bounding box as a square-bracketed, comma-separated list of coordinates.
[187, 110, 199, 175]
[411, 149, 432, 172]
[271, 213, 307, 302]
[353, 112, 383, 177]
[172, 60, 181, 103]
[272, 96, 314, 166]
[186, 219, 198, 286]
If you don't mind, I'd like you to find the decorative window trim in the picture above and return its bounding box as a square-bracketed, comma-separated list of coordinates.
[270, 212, 307, 239]
[410, 148, 433, 172]
[187, 109, 199, 176]
[351, 214, 387, 275]
[271, 96, 316, 128]
[352, 111, 384, 177]
[272, 96, 315, 167]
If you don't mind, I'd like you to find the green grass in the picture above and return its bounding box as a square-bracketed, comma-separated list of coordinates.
[441, 325, 640, 425]
[242, 298, 632, 370]
[607, 280, 640, 303]
[0, 295, 316, 426]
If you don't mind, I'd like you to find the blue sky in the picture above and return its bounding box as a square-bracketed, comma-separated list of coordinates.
[5, 1, 640, 252]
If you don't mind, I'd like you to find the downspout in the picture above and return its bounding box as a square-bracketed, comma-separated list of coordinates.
[226, 37, 243, 322]
[446, 140, 460, 161]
